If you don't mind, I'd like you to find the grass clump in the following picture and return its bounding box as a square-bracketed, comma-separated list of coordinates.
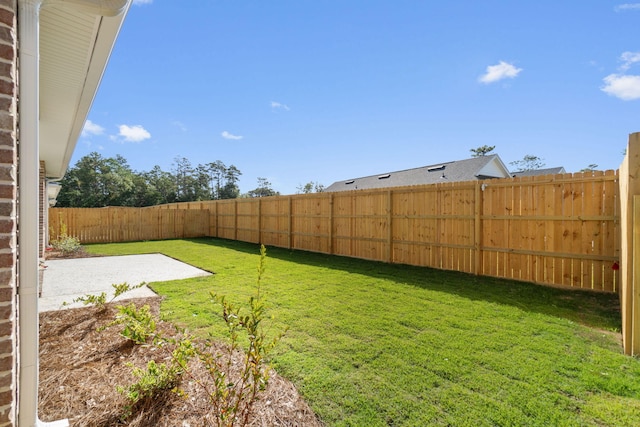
[85, 238, 639, 426]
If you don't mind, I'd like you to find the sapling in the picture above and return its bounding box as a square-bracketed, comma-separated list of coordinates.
[100, 303, 157, 344]
[192, 244, 287, 427]
[63, 281, 146, 309]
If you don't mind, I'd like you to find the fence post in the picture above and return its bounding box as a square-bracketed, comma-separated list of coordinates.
[258, 198, 262, 244]
[620, 131, 640, 355]
[288, 196, 293, 249]
[214, 201, 218, 237]
[387, 189, 393, 263]
[474, 181, 483, 275]
[234, 199, 238, 241]
[632, 196, 640, 355]
[328, 193, 334, 255]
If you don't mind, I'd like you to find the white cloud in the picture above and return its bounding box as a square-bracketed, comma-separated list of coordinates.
[601, 74, 640, 100]
[620, 51, 640, 71]
[81, 120, 105, 138]
[221, 131, 243, 140]
[133, 0, 153, 5]
[117, 124, 151, 142]
[172, 121, 187, 132]
[271, 101, 290, 111]
[615, 3, 640, 11]
[478, 61, 522, 84]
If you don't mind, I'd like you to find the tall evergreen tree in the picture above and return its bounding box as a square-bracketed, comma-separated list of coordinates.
[246, 177, 279, 198]
[56, 152, 134, 207]
[470, 145, 496, 157]
[56, 153, 244, 207]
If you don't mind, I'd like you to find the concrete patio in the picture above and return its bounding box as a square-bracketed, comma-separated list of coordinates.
[40, 254, 212, 312]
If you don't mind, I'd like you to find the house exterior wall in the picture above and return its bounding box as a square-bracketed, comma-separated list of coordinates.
[0, 1, 17, 425]
[39, 161, 44, 258]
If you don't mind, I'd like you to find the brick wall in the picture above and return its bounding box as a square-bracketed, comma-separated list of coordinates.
[0, 1, 17, 425]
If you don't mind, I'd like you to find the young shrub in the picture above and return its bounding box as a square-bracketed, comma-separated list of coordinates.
[70, 291, 107, 308]
[49, 215, 82, 255]
[64, 282, 145, 310]
[102, 302, 157, 345]
[194, 244, 287, 427]
[117, 330, 195, 420]
[112, 245, 284, 426]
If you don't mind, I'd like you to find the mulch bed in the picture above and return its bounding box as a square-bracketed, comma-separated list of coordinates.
[39, 297, 323, 426]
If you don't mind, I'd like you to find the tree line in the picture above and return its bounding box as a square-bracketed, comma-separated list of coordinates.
[55, 152, 281, 208]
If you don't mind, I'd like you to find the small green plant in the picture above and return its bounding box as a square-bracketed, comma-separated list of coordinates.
[50, 234, 82, 255]
[49, 214, 82, 255]
[71, 292, 107, 308]
[118, 360, 175, 402]
[117, 331, 195, 419]
[110, 245, 285, 426]
[63, 282, 145, 309]
[193, 244, 286, 427]
[101, 303, 157, 344]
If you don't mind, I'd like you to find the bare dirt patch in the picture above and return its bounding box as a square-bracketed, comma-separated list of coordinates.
[39, 297, 322, 426]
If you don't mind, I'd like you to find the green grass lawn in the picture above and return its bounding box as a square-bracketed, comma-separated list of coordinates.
[86, 238, 640, 426]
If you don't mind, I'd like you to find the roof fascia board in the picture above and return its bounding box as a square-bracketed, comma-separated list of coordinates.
[43, 1, 130, 179]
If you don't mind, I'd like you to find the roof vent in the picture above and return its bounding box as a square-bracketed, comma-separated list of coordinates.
[378, 174, 391, 179]
[345, 180, 355, 185]
[427, 165, 445, 172]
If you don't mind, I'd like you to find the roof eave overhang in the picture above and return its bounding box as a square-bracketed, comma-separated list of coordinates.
[39, 1, 130, 179]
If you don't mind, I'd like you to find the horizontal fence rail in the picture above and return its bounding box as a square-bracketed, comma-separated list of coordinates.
[49, 207, 209, 244]
[50, 171, 620, 293]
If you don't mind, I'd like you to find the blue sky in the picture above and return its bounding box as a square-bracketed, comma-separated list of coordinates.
[77, 1, 640, 195]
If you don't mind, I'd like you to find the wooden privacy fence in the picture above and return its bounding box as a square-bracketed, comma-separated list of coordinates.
[210, 172, 619, 292]
[49, 170, 620, 293]
[619, 132, 640, 356]
[49, 207, 209, 243]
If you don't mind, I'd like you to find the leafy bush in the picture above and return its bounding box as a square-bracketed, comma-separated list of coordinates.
[112, 309, 195, 418]
[105, 303, 157, 344]
[50, 234, 81, 255]
[117, 344, 191, 420]
[49, 215, 81, 255]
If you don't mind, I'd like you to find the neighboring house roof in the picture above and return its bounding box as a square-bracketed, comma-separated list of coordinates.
[511, 167, 566, 177]
[39, 3, 130, 179]
[325, 154, 512, 192]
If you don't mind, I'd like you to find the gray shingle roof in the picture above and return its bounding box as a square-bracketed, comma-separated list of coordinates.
[325, 155, 512, 192]
[511, 167, 566, 177]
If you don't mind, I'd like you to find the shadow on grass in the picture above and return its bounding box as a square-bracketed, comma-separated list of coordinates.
[181, 237, 622, 333]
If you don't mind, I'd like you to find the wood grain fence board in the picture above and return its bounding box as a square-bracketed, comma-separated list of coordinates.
[260, 198, 289, 247]
[603, 170, 618, 291]
[50, 171, 620, 294]
[568, 175, 583, 287]
[585, 172, 602, 289]
[553, 177, 567, 286]
[291, 194, 331, 253]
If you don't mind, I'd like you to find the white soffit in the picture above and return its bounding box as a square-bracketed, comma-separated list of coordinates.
[39, 3, 128, 179]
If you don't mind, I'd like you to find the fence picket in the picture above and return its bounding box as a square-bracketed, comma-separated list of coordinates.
[50, 171, 620, 293]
